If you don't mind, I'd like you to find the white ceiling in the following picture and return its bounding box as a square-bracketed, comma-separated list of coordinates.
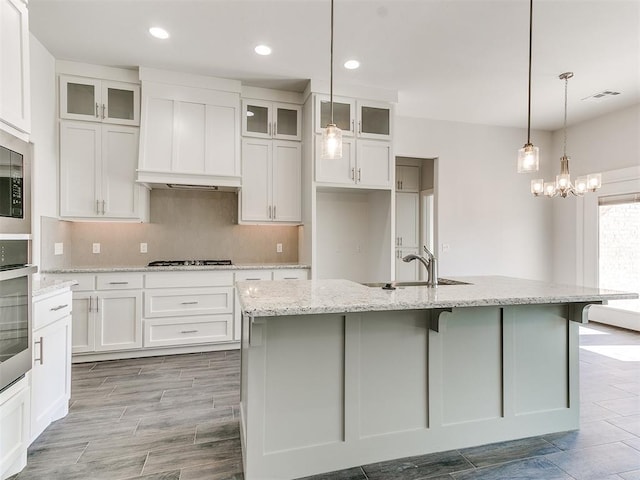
[29, 0, 640, 131]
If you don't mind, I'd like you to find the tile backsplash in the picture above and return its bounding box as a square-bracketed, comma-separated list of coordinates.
[41, 190, 299, 269]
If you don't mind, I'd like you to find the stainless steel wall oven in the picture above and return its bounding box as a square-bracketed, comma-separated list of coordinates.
[0, 129, 35, 393]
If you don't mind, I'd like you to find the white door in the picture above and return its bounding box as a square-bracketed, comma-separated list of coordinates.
[242, 99, 272, 139]
[397, 165, 420, 192]
[357, 140, 392, 188]
[31, 315, 71, 441]
[95, 290, 142, 351]
[59, 121, 100, 218]
[71, 292, 95, 353]
[273, 103, 302, 141]
[59, 75, 102, 122]
[396, 192, 419, 248]
[241, 138, 272, 222]
[356, 100, 392, 140]
[101, 125, 139, 218]
[272, 141, 301, 222]
[315, 95, 355, 136]
[315, 135, 355, 185]
[0, 0, 30, 133]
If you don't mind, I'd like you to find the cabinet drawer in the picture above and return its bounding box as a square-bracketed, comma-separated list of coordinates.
[144, 315, 233, 347]
[33, 291, 73, 330]
[96, 273, 144, 290]
[272, 269, 308, 280]
[145, 271, 234, 288]
[144, 287, 233, 318]
[235, 270, 272, 282]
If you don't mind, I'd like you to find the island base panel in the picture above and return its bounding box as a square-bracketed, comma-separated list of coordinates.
[240, 304, 580, 480]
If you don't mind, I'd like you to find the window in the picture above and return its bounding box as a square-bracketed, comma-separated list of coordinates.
[598, 193, 640, 312]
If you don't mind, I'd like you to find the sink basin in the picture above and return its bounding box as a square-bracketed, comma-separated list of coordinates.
[362, 278, 471, 288]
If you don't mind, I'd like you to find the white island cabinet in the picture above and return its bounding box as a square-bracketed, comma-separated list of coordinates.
[236, 276, 637, 480]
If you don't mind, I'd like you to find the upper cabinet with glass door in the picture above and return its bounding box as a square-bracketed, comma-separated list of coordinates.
[315, 95, 392, 140]
[242, 100, 301, 141]
[60, 75, 140, 126]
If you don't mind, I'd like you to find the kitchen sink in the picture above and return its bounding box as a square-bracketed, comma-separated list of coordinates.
[362, 278, 471, 289]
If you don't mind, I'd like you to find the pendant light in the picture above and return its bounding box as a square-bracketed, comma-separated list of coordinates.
[530, 72, 601, 198]
[517, 0, 539, 173]
[321, 0, 343, 160]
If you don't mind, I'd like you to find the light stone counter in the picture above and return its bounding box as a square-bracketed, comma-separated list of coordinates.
[237, 275, 637, 317]
[32, 278, 77, 297]
[42, 263, 309, 274]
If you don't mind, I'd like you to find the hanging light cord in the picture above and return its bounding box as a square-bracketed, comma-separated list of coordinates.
[526, 0, 533, 144]
[562, 75, 568, 157]
[330, 0, 335, 124]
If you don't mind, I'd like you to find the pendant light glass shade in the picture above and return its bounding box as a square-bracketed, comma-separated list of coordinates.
[321, 0, 343, 160]
[518, 0, 539, 173]
[517, 143, 539, 173]
[321, 123, 343, 159]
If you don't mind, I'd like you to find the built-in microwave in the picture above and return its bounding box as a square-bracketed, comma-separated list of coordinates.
[0, 129, 31, 235]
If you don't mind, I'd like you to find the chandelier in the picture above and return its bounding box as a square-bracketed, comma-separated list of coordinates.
[530, 72, 601, 198]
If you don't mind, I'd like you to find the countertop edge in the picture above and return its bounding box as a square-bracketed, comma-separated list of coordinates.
[42, 264, 311, 274]
[33, 279, 78, 298]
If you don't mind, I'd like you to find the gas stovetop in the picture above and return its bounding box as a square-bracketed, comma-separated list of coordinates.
[147, 260, 233, 267]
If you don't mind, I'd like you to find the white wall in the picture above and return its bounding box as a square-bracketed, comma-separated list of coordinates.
[29, 34, 57, 270]
[395, 116, 553, 280]
[551, 104, 640, 285]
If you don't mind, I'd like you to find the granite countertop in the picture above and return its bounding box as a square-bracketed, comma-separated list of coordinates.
[236, 276, 639, 317]
[42, 263, 310, 274]
[33, 278, 78, 297]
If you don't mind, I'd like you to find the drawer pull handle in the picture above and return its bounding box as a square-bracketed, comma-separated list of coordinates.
[283, 277, 297, 280]
[50, 304, 69, 311]
[34, 336, 44, 365]
[245, 278, 261, 281]
[108, 281, 129, 285]
[181, 301, 199, 305]
[180, 330, 198, 334]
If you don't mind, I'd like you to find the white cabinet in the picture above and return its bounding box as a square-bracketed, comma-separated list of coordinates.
[315, 135, 391, 189]
[395, 248, 419, 281]
[241, 138, 301, 223]
[272, 269, 309, 280]
[0, 0, 30, 136]
[315, 95, 392, 141]
[396, 165, 420, 192]
[396, 192, 419, 248]
[31, 289, 72, 442]
[59, 121, 148, 221]
[143, 271, 234, 347]
[59, 75, 140, 126]
[0, 376, 29, 480]
[138, 81, 241, 187]
[68, 274, 143, 353]
[242, 99, 301, 141]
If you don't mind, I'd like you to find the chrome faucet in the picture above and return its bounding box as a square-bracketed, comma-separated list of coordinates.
[402, 245, 438, 286]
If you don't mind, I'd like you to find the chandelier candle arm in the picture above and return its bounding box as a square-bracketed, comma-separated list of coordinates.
[517, 0, 539, 173]
[321, 0, 343, 160]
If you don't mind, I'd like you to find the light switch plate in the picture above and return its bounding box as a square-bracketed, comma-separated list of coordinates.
[92, 243, 101, 254]
[54, 243, 63, 255]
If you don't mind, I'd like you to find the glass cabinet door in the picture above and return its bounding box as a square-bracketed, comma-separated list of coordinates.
[103, 82, 140, 126]
[315, 95, 355, 136]
[242, 100, 272, 139]
[60, 76, 101, 121]
[274, 104, 301, 141]
[357, 101, 391, 139]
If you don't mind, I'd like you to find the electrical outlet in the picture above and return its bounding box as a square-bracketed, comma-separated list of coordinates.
[140, 242, 148, 253]
[276, 243, 283, 253]
[54, 243, 64, 255]
[92, 243, 101, 254]
[441, 243, 450, 253]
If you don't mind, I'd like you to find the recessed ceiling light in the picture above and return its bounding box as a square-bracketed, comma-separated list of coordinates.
[254, 45, 272, 56]
[149, 27, 169, 40]
[344, 60, 360, 70]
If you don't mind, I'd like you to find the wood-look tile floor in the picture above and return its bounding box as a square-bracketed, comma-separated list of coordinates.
[9, 322, 640, 480]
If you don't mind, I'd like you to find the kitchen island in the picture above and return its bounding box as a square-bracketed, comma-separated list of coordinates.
[236, 276, 637, 480]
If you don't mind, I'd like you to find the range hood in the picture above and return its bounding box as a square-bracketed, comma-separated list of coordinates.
[136, 170, 241, 191]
